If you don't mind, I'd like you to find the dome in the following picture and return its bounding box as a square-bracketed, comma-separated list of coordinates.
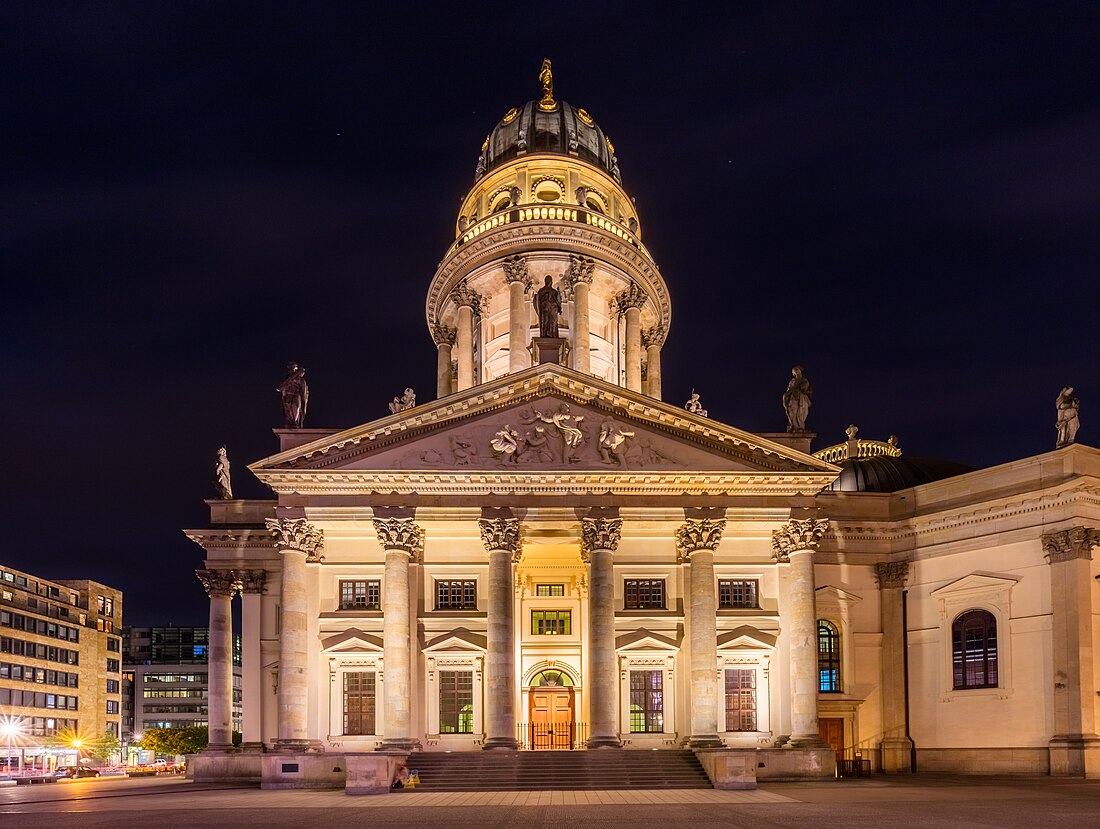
[474, 62, 620, 182]
[823, 455, 973, 493]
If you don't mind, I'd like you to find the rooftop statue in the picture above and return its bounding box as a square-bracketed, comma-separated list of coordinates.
[685, 390, 707, 418]
[389, 388, 417, 414]
[534, 275, 562, 338]
[783, 366, 812, 432]
[1056, 386, 1080, 448]
[277, 362, 309, 429]
[213, 447, 232, 500]
[538, 57, 555, 111]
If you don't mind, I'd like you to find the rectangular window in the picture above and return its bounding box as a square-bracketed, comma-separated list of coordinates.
[106, 679, 119, 693]
[97, 595, 106, 614]
[531, 610, 571, 635]
[438, 670, 473, 734]
[104, 597, 114, 616]
[339, 580, 381, 611]
[107, 637, 120, 652]
[629, 670, 664, 733]
[435, 580, 477, 610]
[69, 592, 78, 606]
[106, 659, 120, 673]
[106, 700, 119, 714]
[624, 579, 665, 610]
[535, 584, 565, 597]
[718, 579, 759, 609]
[724, 669, 757, 731]
[342, 672, 376, 735]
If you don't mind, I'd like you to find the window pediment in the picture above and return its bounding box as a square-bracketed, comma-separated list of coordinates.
[320, 628, 383, 653]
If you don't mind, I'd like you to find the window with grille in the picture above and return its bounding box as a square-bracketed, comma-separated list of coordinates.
[439, 670, 473, 733]
[724, 669, 757, 731]
[531, 610, 571, 635]
[535, 584, 565, 597]
[817, 620, 841, 692]
[435, 580, 477, 610]
[629, 670, 664, 733]
[339, 580, 381, 610]
[952, 610, 998, 689]
[624, 579, 665, 610]
[343, 671, 376, 735]
[718, 579, 759, 609]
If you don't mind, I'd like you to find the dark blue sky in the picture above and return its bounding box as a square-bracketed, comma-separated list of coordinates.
[3, 2, 1098, 625]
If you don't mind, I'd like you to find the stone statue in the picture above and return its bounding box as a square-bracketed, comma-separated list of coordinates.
[598, 418, 635, 466]
[518, 425, 553, 463]
[388, 388, 416, 414]
[277, 362, 309, 429]
[685, 390, 707, 418]
[449, 435, 477, 465]
[214, 447, 232, 499]
[537, 403, 585, 463]
[1056, 386, 1080, 448]
[534, 276, 562, 338]
[490, 426, 520, 464]
[783, 366, 812, 432]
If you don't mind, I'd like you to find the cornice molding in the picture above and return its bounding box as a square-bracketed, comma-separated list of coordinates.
[184, 528, 276, 552]
[372, 517, 425, 561]
[675, 518, 726, 563]
[264, 518, 325, 562]
[771, 518, 830, 562]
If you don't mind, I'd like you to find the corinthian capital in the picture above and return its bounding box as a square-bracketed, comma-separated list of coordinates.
[675, 518, 726, 562]
[478, 517, 522, 562]
[580, 517, 622, 562]
[1042, 527, 1098, 563]
[235, 569, 267, 594]
[265, 518, 325, 562]
[874, 560, 910, 589]
[373, 517, 425, 561]
[502, 255, 532, 290]
[451, 279, 483, 314]
[614, 281, 647, 314]
[195, 569, 241, 598]
[771, 518, 829, 562]
[641, 325, 665, 349]
[431, 323, 457, 346]
[566, 253, 595, 286]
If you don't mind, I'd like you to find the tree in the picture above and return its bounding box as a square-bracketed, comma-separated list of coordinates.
[140, 726, 208, 756]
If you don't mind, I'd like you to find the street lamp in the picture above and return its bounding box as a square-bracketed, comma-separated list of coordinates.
[1, 717, 23, 777]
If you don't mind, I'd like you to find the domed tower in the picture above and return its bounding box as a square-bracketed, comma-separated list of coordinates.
[426, 61, 671, 400]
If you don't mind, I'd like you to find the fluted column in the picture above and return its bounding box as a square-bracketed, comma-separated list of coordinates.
[616, 283, 646, 392]
[582, 515, 623, 748]
[432, 324, 456, 399]
[265, 518, 324, 751]
[479, 515, 522, 749]
[373, 517, 424, 751]
[503, 256, 531, 374]
[772, 518, 829, 747]
[452, 281, 481, 391]
[237, 569, 266, 749]
[196, 569, 241, 751]
[676, 517, 726, 748]
[875, 561, 913, 772]
[568, 255, 594, 374]
[1042, 527, 1100, 777]
[642, 326, 663, 400]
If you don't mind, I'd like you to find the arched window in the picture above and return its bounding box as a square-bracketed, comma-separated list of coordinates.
[952, 609, 998, 689]
[817, 619, 841, 692]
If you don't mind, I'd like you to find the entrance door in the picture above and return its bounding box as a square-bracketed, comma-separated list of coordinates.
[819, 717, 844, 761]
[529, 686, 574, 749]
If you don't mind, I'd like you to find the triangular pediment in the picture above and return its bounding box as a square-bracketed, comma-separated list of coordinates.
[615, 629, 681, 652]
[422, 628, 487, 653]
[717, 626, 778, 650]
[320, 628, 384, 653]
[930, 572, 1020, 599]
[250, 365, 838, 496]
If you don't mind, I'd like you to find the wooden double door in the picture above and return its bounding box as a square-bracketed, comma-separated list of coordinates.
[529, 686, 575, 750]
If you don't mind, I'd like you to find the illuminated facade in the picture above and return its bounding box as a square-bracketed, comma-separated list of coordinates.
[186, 66, 1100, 786]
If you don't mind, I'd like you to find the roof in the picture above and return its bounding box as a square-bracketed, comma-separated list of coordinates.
[822, 455, 973, 493]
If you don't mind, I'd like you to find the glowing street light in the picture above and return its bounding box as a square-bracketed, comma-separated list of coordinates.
[1, 717, 23, 777]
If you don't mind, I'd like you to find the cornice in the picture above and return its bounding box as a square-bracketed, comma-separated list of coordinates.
[184, 528, 276, 551]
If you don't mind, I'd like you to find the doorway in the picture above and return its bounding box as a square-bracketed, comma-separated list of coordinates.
[528, 685, 575, 749]
[819, 717, 844, 761]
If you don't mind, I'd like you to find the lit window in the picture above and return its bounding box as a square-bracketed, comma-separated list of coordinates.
[343, 672, 376, 735]
[952, 610, 998, 689]
[339, 580, 381, 611]
[438, 671, 473, 734]
[817, 620, 841, 692]
[629, 670, 663, 733]
[718, 579, 758, 609]
[724, 669, 757, 731]
[435, 580, 477, 611]
[531, 610, 571, 635]
[535, 584, 564, 597]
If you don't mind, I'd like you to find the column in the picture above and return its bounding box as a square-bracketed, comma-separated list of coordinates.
[676, 517, 726, 748]
[432, 324, 456, 399]
[265, 517, 325, 751]
[642, 326, 663, 400]
[237, 569, 266, 750]
[452, 280, 481, 391]
[875, 561, 913, 772]
[373, 516, 424, 751]
[479, 514, 521, 749]
[582, 514, 623, 748]
[195, 569, 240, 751]
[617, 282, 646, 392]
[568, 255, 594, 374]
[1042, 527, 1100, 777]
[772, 518, 829, 747]
[503, 256, 531, 373]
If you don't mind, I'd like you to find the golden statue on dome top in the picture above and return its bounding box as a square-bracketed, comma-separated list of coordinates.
[537, 58, 556, 111]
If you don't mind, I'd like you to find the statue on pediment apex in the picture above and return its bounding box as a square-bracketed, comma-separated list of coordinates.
[685, 390, 707, 418]
[783, 365, 812, 432]
[277, 361, 309, 429]
[1056, 386, 1080, 448]
[214, 447, 232, 499]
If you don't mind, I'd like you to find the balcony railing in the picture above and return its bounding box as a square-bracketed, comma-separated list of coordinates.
[448, 206, 646, 258]
[515, 721, 588, 750]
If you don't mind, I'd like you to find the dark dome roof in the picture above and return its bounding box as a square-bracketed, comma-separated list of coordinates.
[476, 100, 620, 181]
[824, 455, 973, 493]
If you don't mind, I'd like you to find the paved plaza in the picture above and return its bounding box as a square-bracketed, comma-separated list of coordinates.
[2, 775, 1099, 828]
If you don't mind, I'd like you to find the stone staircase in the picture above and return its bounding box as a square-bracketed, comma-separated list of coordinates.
[404, 749, 713, 791]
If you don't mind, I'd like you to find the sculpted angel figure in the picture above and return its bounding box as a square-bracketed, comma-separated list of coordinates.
[490, 425, 520, 464]
[783, 365, 812, 432]
[598, 418, 635, 467]
[214, 447, 232, 499]
[1055, 386, 1080, 448]
[277, 362, 309, 429]
[684, 390, 707, 418]
[537, 402, 585, 463]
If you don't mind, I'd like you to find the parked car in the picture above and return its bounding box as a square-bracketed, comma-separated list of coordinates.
[54, 766, 101, 779]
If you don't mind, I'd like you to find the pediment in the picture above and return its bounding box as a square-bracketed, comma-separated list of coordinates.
[930, 572, 1020, 599]
[320, 628, 384, 653]
[422, 628, 487, 653]
[815, 585, 863, 606]
[615, 629, 681, 652]
[250, 365, 839, 492]
[717, 626, 778, 650]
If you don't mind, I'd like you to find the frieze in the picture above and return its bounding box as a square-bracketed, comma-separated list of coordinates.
[1042, 526, 1098, 563]
[372, 517, 425, 561]
[771, 518, 830, 562]
[675, 518, 726, 562]
[874, 560, 910, 588]
[265, 518, 325, 562]
[580, 517, 622, 561]
[478, 517, 522, 560]
[195, 568, 241, 598]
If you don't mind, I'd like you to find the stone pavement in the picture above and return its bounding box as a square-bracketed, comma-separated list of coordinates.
[2, 774, 1099, 828]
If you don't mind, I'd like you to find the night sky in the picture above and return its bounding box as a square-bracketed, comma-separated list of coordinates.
[4, 3, 1098, 626]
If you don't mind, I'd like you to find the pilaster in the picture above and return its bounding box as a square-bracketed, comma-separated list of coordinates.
[874, 560, 913, 772]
